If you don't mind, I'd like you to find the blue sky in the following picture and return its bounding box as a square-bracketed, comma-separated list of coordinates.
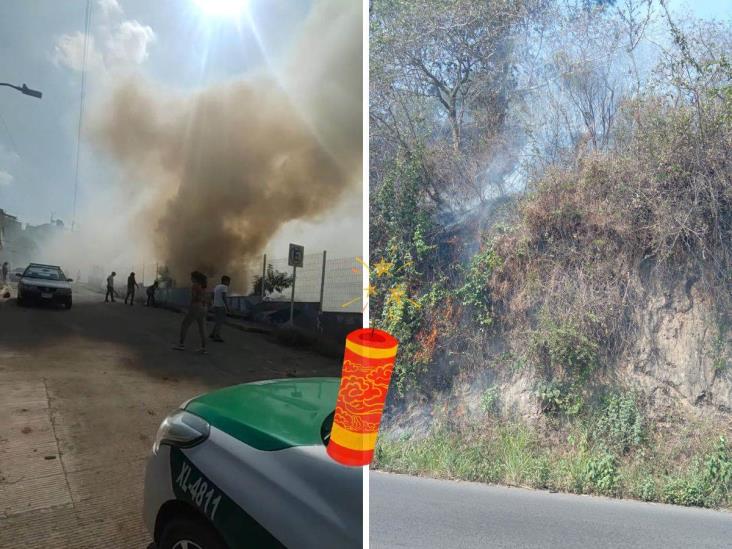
[669, 0, 731, 21]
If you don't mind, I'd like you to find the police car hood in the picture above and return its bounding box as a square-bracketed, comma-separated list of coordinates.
[184, 378, 339, 451]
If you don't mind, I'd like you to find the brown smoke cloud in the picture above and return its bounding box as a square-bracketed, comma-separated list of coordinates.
[88, 0, 361, 286]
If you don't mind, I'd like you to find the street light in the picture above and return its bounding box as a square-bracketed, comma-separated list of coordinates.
[0, 82, 42, 99]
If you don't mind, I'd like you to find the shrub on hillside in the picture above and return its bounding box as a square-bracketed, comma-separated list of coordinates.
[535, 380, 584, 416]
[593, 391, 645, 454]
[532, 319, 600, 380]
[456, 246, 502, 329]
[585, 451, 620, 496]
[703, 436, 732, 503]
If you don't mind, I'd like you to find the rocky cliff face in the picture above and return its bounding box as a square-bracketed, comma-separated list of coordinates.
[389, 281, 732, 433]
[628, 281, 732, 418]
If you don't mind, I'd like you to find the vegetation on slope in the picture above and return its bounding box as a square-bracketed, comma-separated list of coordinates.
[370, 0, 732, 507]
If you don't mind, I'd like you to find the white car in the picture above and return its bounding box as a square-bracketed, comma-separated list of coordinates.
[143, 377, 362, 549]
[16, 263, 73, 309]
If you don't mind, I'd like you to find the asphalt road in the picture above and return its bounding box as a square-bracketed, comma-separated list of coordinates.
[370, 471, 732, 549]
[0, 285, 340, 548]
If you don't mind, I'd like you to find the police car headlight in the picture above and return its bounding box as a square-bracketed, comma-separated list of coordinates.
[153, 410, 210, 454]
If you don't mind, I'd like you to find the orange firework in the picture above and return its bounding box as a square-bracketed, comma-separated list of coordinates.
[327, 328, 398, 466]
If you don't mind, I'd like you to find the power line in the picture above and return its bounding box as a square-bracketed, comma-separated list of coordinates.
[71, 0, 92, 232]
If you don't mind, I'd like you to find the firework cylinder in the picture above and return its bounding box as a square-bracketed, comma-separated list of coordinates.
[327, 328, 398, 466]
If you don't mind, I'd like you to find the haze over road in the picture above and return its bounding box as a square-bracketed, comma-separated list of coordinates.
[0, 285, 340, 548]
[371, 471, 732, 549]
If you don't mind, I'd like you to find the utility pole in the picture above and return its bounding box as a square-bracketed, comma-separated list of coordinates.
[289, 263, 297, 325]
[317, 250, 327, 334]
[319, 250, 327, 312]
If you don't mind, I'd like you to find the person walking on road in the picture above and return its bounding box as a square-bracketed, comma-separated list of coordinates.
[174, 271, 208, 354]
[2, 262, 8, 284]
[146, 280, 159, 307]
[124, 272, 139, 306]
[210, 275, 230, 342]
[105, 272, 117, 302]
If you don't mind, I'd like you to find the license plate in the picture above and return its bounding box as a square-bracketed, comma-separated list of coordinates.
[41, 292, 52, 299]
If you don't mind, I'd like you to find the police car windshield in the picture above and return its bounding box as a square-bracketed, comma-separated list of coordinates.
[24, 266, 66, 281]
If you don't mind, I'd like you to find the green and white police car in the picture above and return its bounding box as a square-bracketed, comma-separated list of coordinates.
[143, 377, 362, 549]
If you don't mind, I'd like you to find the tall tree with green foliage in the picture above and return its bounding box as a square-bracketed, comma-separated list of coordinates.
[251, 265, 293, 297]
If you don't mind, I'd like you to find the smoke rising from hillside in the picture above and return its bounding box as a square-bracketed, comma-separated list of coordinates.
[88, 0, 361, 285]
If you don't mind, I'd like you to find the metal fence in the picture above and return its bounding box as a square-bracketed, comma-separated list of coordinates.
[104, 252, 363, 313]
[243, 252, 363, 313]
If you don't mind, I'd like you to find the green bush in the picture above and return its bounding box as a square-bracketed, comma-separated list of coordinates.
[593, 391, 645, 454]
[637, 476, 658, 502]
[456, 246, 502, 328]
[585, 451, 620, 495]
[703, 436, 732, 502]
[661, 474, 709, 507]
[536, 320, 600, 380]
[535, 380, 584, 416]
[657, 437, 732, 508]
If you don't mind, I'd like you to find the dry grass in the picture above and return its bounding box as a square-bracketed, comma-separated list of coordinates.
[482, 98, 732, 379]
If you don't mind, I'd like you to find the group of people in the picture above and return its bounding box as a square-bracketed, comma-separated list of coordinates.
[105, 271, 159, 307]
[105, 268, 231, 355]
[174, 271, 230, 355]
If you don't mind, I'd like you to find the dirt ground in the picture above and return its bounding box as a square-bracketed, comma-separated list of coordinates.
[0, 285, 340, 548]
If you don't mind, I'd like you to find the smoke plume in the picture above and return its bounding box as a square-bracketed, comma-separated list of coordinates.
[89, 0, 361, 286]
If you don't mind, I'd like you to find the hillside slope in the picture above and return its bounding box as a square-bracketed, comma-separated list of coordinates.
[374, 99, 732, 508]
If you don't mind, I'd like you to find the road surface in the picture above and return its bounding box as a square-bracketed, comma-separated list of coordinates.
[370, 471, 732, 548]
[0, 286, 341, 548]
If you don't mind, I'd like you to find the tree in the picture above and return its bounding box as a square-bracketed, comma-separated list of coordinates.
[370, 0, 543, 207]
[251, 264, 293, 297]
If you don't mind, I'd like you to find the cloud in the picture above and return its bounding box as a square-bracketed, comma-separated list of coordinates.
[53, 32, 104, 72]
[97, 0, 123, 18]
[0, 171, 13, 187]
[105, 20, 155, 66]
[53, 3, 156, 73]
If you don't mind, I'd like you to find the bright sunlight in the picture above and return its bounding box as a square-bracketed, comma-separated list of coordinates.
[192, 0, 249, 18]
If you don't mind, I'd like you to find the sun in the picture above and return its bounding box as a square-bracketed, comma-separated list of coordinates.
[192, 0, 249, 17]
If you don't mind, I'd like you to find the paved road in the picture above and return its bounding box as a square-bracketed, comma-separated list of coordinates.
[0, 286, 340, 548]
[370, 471, 732, 548]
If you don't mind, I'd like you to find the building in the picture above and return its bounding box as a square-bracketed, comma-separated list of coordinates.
[24, 219, 65, 243]
[0, 208, 22, 251]
[0, 210, 62, 268]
